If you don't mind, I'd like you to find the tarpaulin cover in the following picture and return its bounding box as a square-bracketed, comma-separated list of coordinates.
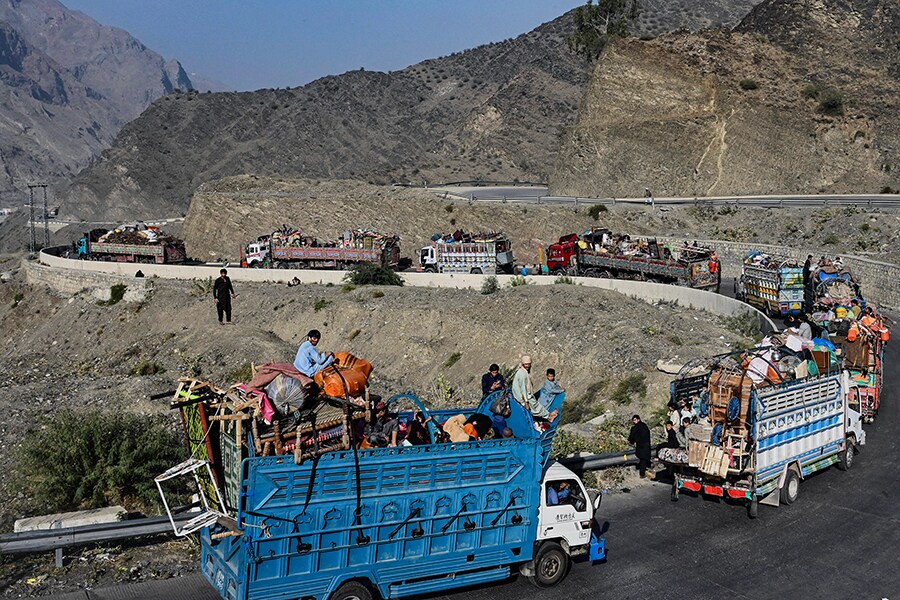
[265, 374, 315, 410]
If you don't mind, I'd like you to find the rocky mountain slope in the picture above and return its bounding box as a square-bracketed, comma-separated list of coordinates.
[58, 1, 764, 222]
[0, 0, 197, 205]
[0, 19, 117, 202]
[551, 0, 899, 197]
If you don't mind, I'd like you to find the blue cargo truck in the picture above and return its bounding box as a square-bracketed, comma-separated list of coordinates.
[664, 346, 866, 517]
[157, 386, 606, 600]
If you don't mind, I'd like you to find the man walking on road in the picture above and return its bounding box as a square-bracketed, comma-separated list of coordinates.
[628, 414, 652, 478]
[213, 268, 236, 325]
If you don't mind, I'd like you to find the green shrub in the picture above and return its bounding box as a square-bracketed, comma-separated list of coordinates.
[551, 419, 630, 457]
[344, 263, 404, 286]
[98, 284, 127, 306]
[191, 277, 214, 297]
[481, 276, 500, 295]
[560, 379, 609, 425]
[443, 352, 463, 368]
[12, 292, 24, 307]
[801, 83, 822, 99]
[818, 88, 844, 116]
[131, 360, 165, 376]
[588, 204, 608, 220]
[554, 275, 576, 285]
[719, 312, 762, 341]
[739, 78, 759, 90]
[228, 362, 254, 383]
[509, 276, 529, 287]
[822, 233, 839, 245]
[444, 204, 454, 213]
[371, 290, 385, 299]
[16, 410, 187, 513]
[313, 298, 330, 312]
[609, 374, 647, 405]
[341, 283, 356, 293]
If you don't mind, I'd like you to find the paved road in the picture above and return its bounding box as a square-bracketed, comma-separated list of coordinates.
[50, 333, 898, 600]
[431, 186, 900, 208]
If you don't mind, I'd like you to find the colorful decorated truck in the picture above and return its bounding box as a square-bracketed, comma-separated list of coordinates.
[737, 252, 804, 316]
[157, 379, 605, 600]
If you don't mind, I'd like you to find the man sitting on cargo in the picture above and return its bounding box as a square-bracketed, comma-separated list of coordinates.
[293, 329, 334, 377]
[511, 356, 559, 424]
[364, 401, 399, 447]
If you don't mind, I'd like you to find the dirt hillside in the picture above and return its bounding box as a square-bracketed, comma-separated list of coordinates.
[552, 0, 899, 197]
[181, 177, 900, 265]
[0, 260, 750, 529]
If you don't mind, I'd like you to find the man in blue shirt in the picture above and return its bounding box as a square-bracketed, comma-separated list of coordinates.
[547, 481, 571, 506]
[293, 329, 334, 377]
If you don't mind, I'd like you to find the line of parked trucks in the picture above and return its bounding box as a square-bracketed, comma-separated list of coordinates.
[70, 225, 724, 291]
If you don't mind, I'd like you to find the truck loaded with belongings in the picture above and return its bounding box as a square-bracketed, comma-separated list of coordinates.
[154, 352, 606, 600]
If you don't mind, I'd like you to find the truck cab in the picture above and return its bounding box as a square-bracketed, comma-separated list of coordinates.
[419, 246, 436, 271]
[245, 241, 269, 266]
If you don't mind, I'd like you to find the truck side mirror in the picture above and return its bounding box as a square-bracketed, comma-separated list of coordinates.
[592, 492, 602, 511]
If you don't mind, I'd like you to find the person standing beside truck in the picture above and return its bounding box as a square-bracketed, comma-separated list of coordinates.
[293, 329, 334, 377]
[628, 414, 652, 478]
[213, 268, 236, 325]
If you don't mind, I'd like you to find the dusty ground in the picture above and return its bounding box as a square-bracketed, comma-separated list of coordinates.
[0, 252, 752, 595]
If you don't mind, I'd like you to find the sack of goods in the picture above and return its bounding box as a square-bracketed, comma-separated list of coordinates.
[315, 352, 373, 399]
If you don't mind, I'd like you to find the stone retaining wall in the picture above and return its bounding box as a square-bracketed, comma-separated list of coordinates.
[33, 248, 775, 331]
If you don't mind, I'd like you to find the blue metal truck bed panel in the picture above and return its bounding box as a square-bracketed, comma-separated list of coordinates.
[203, 436, 546, 600]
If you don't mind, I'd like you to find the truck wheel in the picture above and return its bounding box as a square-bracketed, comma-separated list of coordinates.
[470, 268, 483, 275]
[528, 542, 569, 588]
[780, 468, 800, 505]
[331, 581, 372, 600]
[837, 438, 855, 471]
[424, 266, 436, 273]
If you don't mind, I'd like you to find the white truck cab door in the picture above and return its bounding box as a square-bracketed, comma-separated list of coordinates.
[538, 479, 592, 549]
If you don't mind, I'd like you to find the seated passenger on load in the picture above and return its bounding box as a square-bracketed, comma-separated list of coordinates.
[512, 356, 559, 424]
[293, 329, 334, 377]
[363, 401, 399, 447]
[402, 411, 432, 446]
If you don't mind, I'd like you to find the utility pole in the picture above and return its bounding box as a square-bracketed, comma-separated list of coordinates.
[27, 183, 48, 254]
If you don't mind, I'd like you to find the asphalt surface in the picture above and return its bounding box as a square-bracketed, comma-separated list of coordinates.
[431, 186, 900, 208]
[49, 309, 898, 600]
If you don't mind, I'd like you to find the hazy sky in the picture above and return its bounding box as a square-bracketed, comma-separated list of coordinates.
[61, 1, 583, 91]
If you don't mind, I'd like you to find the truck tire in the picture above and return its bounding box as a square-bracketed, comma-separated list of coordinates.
[470, 268, 483, 275]
[837, 437, 855, 471]
[424, 266, 436, 273]
[780, 468, 800, 505]
[528, 542, 569, 588]
[331, 581, 372, 600]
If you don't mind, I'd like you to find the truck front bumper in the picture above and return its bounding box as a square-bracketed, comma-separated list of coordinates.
[589, 530, 606, 562]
